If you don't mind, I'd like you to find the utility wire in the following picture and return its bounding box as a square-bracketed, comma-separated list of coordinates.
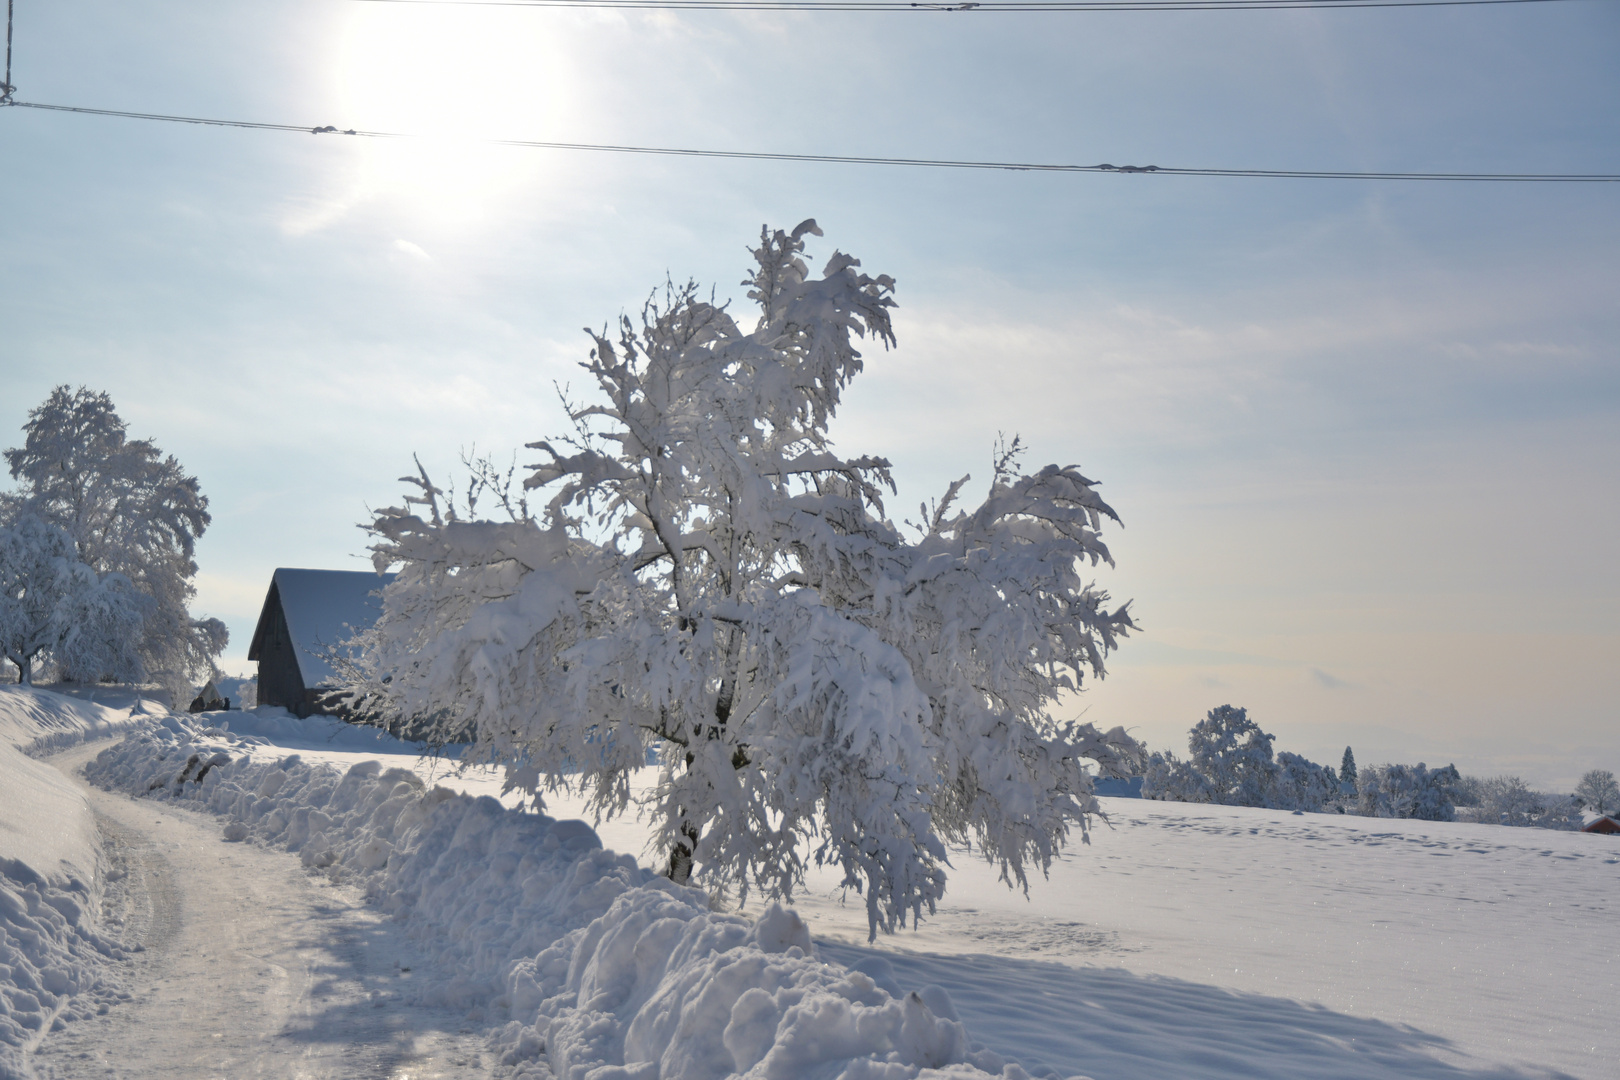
[350, 0, 1592, 11]
[8, 100, 1619, 181]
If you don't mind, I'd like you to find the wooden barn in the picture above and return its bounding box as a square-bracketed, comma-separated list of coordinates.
[247, 568, 395, 717]
[1582, 815, 1620, 835]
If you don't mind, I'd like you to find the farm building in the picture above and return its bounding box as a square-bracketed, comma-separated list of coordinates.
[246, 568, 395, 717]
[1582, 815, 1620, 835]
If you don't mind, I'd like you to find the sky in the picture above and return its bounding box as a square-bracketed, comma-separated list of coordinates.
[2, 0, 1616, 788]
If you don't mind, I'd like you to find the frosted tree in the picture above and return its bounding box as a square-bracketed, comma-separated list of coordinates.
[1272, 751, 1339, 812]
[343, 221, 1141, 936]
[1574, 769, 1619, 816]
[1458, 775, 1582, 830]
[1142, 707, 1336, 811]
[1337, 746, 1358, 806]
[1356, 763, 1460, 821]
[3, 386, 226, 697]
[1140, 749, 1213, 803]
[0, 514, 147, 685]
[1187, 705, 1278, 806]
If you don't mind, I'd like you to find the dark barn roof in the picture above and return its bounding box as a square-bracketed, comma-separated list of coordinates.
[247, 568, 395, 716]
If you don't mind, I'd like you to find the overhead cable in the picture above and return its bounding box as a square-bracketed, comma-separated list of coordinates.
[349, 0, 1590, 11]
[8, 100, 1619, 182]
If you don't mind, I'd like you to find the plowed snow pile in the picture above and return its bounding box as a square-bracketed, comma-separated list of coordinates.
[83, 714, 1044, 1080]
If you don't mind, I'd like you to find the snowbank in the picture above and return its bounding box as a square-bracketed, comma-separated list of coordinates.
[204, 704, 420, 754]
[0, 685, 151, 757]
[85, 715, 1061, 1080]
[0, 687, 145, 1078]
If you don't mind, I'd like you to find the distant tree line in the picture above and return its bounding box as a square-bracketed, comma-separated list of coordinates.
[1143, 705, 1616, 831]
[0, 386, 226, 701]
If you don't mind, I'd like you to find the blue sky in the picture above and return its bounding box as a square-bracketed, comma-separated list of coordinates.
[2, 0, 1616, 786]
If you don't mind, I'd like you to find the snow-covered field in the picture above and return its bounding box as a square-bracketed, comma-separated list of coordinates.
[2, 686, 1614, 1080]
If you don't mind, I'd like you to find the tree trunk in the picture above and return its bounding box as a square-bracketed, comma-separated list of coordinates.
[665, 820, 699, 885]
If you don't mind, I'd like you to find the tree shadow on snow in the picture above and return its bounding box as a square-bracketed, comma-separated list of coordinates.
[816, 941, 1579, 1080]
[250, 904, 485, 1074]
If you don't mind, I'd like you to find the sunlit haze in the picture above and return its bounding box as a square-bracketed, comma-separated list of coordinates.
[2, 0, 1616, 788]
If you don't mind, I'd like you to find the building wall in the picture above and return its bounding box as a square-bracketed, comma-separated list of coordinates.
[254, 587, 313, 716]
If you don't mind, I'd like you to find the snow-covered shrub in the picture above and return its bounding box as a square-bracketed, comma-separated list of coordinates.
[1140, 750, 1212, 804]
[1271, 751, 1340, 813]
[341, 221, 1140, 936]
[1356, 763, 1460, 821]
[2, 386, 227, 700]
[1456, 775, 1582, 830]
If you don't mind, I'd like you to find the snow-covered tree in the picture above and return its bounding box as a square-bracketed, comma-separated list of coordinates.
[1142, 706, 1338, 811]
[1456, 775, 1582, 830]
[3, 386, 226, 696]
[1272, 751, 1339, 813]
[343, 220, 1141, 936]
[1186, 705, 1279, 806]
[1574, 769, 1619, 816]
[1140, 749, 1213, 804]
[1356, 763, 1460, 821]
[0, 514, 147, 684]
[1340, 746, 1357, 786]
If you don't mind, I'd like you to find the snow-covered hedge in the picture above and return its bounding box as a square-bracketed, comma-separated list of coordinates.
[84, 715, 1063, 1080]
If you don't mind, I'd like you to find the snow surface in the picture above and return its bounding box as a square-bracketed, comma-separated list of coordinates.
[0, 688, 151, 1079]
[4, 691, 1616, 1079]
[78, 713, 1035, 1080]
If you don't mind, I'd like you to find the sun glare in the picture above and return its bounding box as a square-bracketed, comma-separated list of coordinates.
[332, 7, 575, 226]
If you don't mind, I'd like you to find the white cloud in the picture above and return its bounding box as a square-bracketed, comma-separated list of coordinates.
[393, 238, 431, 261]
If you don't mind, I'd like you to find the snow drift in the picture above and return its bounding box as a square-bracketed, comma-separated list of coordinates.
[84, 713, 1067, 1080]
[0, 687, 147, 1080]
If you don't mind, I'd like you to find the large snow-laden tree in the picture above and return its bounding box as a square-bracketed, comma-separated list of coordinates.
[2, 386, 227, 697]
[345, 220, 1140, 936]
[0, 514, 147, 685]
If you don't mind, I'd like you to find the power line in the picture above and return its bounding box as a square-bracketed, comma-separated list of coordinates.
[8, 100, 1619, 181]
[349, 0, 1591, 11]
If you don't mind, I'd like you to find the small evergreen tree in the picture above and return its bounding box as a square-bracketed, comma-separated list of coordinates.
[1340, 746, 1357, 785]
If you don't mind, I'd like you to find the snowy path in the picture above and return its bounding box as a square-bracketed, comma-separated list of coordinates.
[28, 742, 494, 1080]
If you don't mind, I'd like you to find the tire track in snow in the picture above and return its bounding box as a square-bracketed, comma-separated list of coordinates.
[29, 743, 497, 1080]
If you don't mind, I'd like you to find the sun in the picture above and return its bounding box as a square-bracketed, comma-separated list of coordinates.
[330, 5, 576, 227]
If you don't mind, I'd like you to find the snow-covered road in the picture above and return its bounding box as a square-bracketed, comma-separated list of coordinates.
[28, 741, 494, 1080]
